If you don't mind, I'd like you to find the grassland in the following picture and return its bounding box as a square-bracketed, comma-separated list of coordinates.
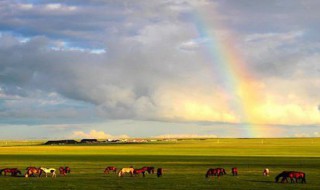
[0, 138, 319, 189]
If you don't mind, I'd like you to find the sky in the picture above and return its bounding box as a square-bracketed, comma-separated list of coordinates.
[0, 0, 320, 139]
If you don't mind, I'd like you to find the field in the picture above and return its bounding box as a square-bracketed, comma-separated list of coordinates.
[0, 138, 319, 189]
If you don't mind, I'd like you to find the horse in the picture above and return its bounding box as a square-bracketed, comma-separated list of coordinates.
[216, 168, 227, 175]
[276, 171, 306, 184]
[263, 168, 270, 176]
[25, 167, 42, 177]
[0, 168, 21, 176]
[59, 166, 71, 175]
[133, 168, 147, 177]
[231, 167, 238, 176]
[40, 167, 56, 178]
[142, 166, 155, 174]
[118, 168, 134, 177]
[275, 171, 293, 183]
[157, 168, 163, 177]
[205, 168, 224, 179]
[289, 171, 306, 183]
[104, 166, 117, 174]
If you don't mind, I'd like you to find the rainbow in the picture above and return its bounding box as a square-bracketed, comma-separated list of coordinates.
[191, 6, 267, 137]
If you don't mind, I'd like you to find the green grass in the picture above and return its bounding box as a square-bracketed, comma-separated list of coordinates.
[0, 138, 319, 189]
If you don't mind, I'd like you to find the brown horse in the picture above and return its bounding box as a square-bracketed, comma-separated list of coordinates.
[216, 168, 227, 175]
[25, 167, 42, 177]
[133, 168, 147, 177]
[104, 166, 117, 174]
[205, 168, 225, 179]
[289, 171, 306, 183]
[0, 168, 21, 176]
[231, 167, 238, 176]
[142, 166, 155, 174]
[59, 166, 71, 175]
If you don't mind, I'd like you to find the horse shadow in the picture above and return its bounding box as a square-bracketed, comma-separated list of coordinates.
[14, 175, 25, 178]
[243, 179, 274, 184]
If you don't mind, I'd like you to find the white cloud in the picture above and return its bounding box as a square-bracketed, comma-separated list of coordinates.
[154, 134, 217, 138]
[314, 132, 320, 137]
[45, 3, 77, 11]
[70, 130, 129, 139]
[18, 4, 33, 10]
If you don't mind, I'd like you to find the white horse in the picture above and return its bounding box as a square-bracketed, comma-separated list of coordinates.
[118, 168, 134, 177]
[40, 167, 56, 178]
[263, 168, 270, 176]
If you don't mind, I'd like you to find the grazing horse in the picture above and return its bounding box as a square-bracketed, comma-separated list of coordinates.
[104, 166, 117, 174]
[157, 168, 163, 177]
[289, 171, 306, 183]
[40, 167, 56, 178]
[118, 168, 134, 177]
[25, 167, 42, 177]
[0, 168, 21, 176]
[275, 171, 306, 184]
[231, 167, 238, 176]
[205, 168, 225, 179]
[133, 168, 147, 177]
[263, 168, 270, 176]
[142, 166, 155, 174]
[59, 166, 71, 175]
[275, 171, 292, 183]
[216, 168, 227, 175]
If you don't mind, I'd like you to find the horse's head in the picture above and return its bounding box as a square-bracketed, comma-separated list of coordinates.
[275, 171, 287, 183]
[205, 169, 212, 178]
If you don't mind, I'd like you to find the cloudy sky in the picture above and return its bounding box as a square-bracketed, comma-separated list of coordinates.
[0, 0, 319, 139]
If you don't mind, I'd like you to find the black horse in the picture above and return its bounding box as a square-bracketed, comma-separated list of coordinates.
[157, 168, 163, 177]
